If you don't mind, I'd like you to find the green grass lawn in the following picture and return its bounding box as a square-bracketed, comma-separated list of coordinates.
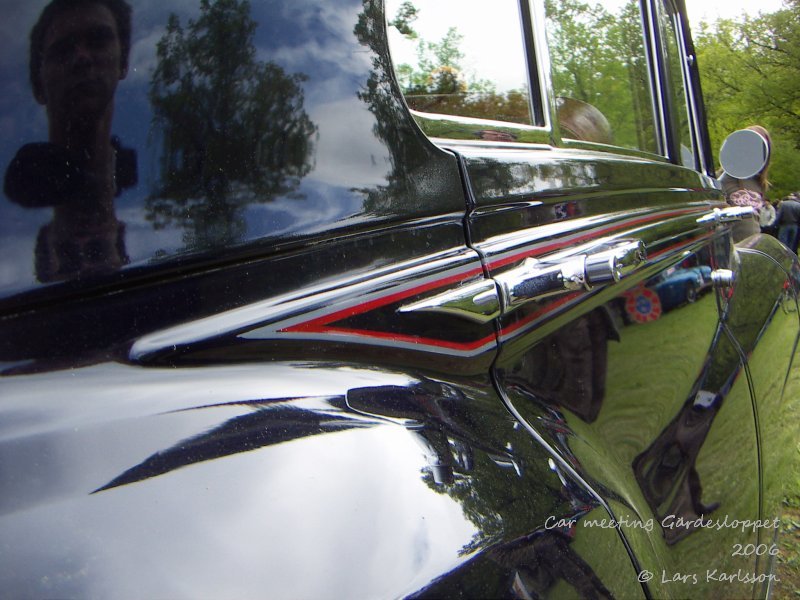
[772, 361, 800, 598]
[556, 292, 800, 598]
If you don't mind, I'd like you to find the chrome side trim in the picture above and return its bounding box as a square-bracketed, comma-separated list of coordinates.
[397, 279, 501, 324]
[494, 239, 647, 312]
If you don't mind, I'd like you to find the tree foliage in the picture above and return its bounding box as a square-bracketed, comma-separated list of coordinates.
[694, 2, 800, 198]
[394, 0, 657, 150]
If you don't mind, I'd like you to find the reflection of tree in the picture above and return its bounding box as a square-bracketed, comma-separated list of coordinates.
[545, 0, 610, 104]
[349, 382, 617, 598]
[610, 0, 656, 151]
[347, 381, 568, 555]
[545, 0, 655, 150]
[353, 0, 425, 214]
[633, 323, 743, 544]
[417, 430, 613, 598]
[355, 0, 534, 214]
[97, 375, 617, 596]
[147, 0, 316, 249]
[348, 381, 619, 597]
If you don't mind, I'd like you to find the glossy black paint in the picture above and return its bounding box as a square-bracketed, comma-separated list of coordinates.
[0, 0, 798, 598]
[1, 361, 650, 598]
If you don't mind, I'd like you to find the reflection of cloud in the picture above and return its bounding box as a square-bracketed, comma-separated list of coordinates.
[309, 99, 391, 188]
[127, 27, 164, 85]
[0, 363, 417, 429]
[243, 180, 363, 239]
[0, 234, 37, 295]
[267, 35, 371, 81]
[115, 202, 185, 265]
[0, 3, 42, 70]
[134, 0, 199, 16]
[1, 422, 476, 598]
[266, 4, 371, 79]
[250, 0, 378, 108]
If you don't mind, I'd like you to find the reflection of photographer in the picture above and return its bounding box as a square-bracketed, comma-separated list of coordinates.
[507, 308, 619, 424]
[632, 393, 721, 545]
[3, 0, 136, 282]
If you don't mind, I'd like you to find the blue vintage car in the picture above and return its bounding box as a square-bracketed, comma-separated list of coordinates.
[649, 265, 713, 310]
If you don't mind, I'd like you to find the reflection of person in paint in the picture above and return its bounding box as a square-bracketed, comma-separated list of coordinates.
[4, 0, 136, 282]
[506, 308, 619, 424]
[633, 390, 722, 545]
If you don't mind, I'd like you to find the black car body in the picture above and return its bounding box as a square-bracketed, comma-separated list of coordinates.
[0, 0, 798, 598]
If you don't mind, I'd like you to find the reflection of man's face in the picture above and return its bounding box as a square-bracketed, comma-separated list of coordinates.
[37, 3, 125, 123]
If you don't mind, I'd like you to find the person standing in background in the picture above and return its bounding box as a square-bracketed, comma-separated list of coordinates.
[776, 192, 800, 254]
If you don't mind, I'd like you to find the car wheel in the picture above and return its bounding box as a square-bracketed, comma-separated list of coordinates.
[686, 284, 697, 303]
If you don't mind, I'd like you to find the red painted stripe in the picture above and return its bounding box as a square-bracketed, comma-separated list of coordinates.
[649, 231, 715, 259]
[315, 326, 497, 353]
[283, 264, 485, 334]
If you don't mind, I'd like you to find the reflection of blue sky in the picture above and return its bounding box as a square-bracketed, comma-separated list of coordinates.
[243, 180, 360, 237]
[0, 362, 477, 597]
[0, 0, 401, 298]
[311, 98, 394, 188]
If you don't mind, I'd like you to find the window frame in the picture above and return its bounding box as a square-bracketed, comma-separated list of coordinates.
[385, 0, 551, 145]
[645, 0, 716, 174]
[647, 0, 700, 170]
[539, 0, 666, 159]
[384, 0, 708, 171]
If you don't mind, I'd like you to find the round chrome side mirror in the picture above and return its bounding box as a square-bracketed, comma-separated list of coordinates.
[719, 129, 770, 179]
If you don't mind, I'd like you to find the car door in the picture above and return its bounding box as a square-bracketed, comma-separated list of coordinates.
[720, 233, 800, 588]
[445, 0, 761, 598]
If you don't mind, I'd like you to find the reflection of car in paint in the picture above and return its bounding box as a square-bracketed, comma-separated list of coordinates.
[648, 265, 712, 310]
